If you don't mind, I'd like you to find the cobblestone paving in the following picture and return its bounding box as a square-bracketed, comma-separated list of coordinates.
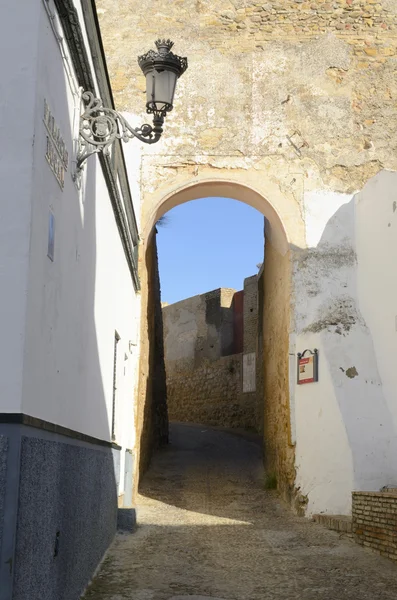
[84, 423, 397, 600]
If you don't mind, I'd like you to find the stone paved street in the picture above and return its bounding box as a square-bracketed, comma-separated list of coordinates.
[84, 423, 397, 600]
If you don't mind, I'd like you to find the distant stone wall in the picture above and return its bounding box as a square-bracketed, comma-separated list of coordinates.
[353, 491, 397, 562]
[167, 354, 258, 429]
[163, 287, 237, 371]
[163, 280, 262, 431]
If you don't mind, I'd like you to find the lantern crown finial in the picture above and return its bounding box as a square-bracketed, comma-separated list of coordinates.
[155, 39, 174, 55]
[138, 40, 188, 78]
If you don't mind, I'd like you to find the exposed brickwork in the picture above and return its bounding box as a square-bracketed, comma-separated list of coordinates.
[353, 491, 397, 561]
[313, 513, 353, 534]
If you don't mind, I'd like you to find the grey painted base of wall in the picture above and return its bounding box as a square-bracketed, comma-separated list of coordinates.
[117, 508, 137, 532]
[0, 423, 120, 600]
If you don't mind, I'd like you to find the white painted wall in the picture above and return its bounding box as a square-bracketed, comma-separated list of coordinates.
[0, 0, 41, 413]
[293, 183, 397, 516]
[356, 170, 397, 483]
[0, 1, 142, 495]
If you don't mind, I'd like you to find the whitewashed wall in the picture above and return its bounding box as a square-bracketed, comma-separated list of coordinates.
[0, 0, 41, 413]
[356, 171, 397, 483]
[1, 1, 141, 496]
[292, 177, 397, 516]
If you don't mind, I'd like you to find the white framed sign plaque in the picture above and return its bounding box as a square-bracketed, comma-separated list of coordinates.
[297, 349, 318, 385]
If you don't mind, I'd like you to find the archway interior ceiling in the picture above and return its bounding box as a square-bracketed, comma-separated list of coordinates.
[96, 0, 397, 196]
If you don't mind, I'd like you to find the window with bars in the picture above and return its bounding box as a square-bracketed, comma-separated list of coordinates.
[111, 331, 120, 441]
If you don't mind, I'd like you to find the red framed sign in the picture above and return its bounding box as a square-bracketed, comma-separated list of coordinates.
[297, 349, 319, 385]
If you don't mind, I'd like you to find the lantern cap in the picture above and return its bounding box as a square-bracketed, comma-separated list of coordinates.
[138, 39, 188, 78]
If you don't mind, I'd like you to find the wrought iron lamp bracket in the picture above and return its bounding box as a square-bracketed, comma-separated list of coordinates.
[73, 91, 164, 180]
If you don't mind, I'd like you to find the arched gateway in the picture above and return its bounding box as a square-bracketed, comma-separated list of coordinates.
[138, 176, 300, 506]
[135, 171, 397, 518]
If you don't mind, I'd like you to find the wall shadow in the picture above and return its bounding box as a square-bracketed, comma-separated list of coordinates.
[139, 422, 265, 523]
[309, 199, 397, 491]
[137, 231, 168, 480]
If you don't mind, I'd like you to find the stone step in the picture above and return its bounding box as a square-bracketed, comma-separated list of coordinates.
[313, 514, 352, 534]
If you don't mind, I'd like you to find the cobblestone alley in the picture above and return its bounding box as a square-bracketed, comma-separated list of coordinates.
[84, 423, 397, 600]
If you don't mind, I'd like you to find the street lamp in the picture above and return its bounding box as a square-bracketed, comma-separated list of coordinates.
[75, 39, 187, 174]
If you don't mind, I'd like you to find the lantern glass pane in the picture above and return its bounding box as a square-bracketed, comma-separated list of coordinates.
[146, 69, 178, 112]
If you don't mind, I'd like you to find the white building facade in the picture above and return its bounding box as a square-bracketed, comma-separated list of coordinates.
[0, 1, 141, 598]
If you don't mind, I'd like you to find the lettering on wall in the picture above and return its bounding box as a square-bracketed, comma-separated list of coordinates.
[44, 100, 68, 189]
[243, 352, 256, 393]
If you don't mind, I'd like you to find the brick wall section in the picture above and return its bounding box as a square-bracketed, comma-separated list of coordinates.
[352, 491, 397, 561]
[167, 354, 258, 429]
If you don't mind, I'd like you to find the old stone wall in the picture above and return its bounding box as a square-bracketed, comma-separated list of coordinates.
[163, 283, 261, 430]
[97, 0, 397, 200]
[135, 233, 168, 485]
[167, 354, 258, 429]
[163, 287, 237, 371]
[262, 240, 296, 508]
[353, 491, 397, 562]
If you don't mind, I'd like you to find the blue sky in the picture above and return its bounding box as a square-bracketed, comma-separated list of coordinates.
[156, 197, 265, 305]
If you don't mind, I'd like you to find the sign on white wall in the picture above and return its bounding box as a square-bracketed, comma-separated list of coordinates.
[297, 349, 319, 385]
[243, 352, 256, 393]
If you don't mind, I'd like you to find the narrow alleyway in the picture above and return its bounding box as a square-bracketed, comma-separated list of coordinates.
[84, 423, 397, 600]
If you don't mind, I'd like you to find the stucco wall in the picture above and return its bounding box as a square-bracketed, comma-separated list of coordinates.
[0, 0, 40, 414]
[11, 1, 141, 470]
[356, 171, 397, 482]
[0, 2, 143, 598]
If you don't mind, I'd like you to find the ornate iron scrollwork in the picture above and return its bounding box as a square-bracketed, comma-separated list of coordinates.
[75, 91, 163, 173]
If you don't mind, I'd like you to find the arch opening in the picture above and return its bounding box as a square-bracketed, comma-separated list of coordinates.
[136, 180, 296, 510]
[143, 179, 291, 256]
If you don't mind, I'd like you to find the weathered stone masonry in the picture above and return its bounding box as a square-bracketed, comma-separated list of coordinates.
[97, 0, 397, 196]
[163, 278, 262, 431]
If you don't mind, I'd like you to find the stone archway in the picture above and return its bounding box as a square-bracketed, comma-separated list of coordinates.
[136, 176, 304, 507]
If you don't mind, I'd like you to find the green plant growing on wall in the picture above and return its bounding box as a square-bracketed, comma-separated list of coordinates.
[264, 473, 278, 490]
